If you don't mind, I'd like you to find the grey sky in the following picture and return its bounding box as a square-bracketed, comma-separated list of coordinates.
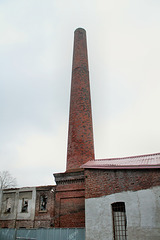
[0, 0, 160, 187]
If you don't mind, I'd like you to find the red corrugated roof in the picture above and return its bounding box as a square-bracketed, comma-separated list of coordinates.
[81, 153, 160, 169]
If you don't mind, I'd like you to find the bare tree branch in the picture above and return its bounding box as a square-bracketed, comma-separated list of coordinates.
[0, 171, 17, 189]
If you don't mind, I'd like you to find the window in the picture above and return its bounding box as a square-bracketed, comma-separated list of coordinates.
[21, 198, 28, 212]
[5, 198, 12, 213]
[40, 195, 47, 211]
[112, 202, 127, 240]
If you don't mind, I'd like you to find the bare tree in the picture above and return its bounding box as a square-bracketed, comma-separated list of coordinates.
[0, 171, 17, 189]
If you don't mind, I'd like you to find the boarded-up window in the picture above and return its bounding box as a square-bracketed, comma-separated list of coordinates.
[112, 202, 127, 240]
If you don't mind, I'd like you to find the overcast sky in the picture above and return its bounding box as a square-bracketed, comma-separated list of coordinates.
[0, 0, 160, 187]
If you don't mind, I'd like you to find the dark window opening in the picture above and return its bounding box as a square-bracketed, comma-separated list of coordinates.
[21, 199, 28, 212]
[5, 198, 12, 213]
[40, 195, 47, 211]
[112, 202, 127, 240]
[6, 208, 11, 213]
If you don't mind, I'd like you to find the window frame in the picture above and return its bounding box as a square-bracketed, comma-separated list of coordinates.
[39, 195, 47, 212]
[21, 198, 28, 213]
[111, 202, 127, 240]
[5, 198, 12, 213]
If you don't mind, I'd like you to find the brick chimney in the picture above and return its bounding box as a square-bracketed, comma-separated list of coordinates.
[66, 28, 95, 170]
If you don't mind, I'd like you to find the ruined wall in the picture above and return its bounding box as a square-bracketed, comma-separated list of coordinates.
[0, 187, 36, 228]
[34, 186, 55, 228]
[0, 180, 85, 229]
[0, 186, 55, 229]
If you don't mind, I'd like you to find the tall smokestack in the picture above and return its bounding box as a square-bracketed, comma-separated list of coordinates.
[66, 28, 95, 171]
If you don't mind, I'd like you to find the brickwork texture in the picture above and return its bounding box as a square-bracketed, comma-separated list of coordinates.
[67, 28, 95, 170]
[85, 168, 160, 199]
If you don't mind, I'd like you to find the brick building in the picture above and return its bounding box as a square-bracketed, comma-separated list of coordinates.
[0, 28, 160, 240]
[0, 186, 55, 228]
[83, 154, 160, 240]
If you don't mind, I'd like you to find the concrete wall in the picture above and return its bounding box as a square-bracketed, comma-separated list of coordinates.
[85, 186, 160, 240]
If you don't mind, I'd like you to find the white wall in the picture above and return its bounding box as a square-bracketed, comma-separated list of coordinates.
[85, 186, 160, 240]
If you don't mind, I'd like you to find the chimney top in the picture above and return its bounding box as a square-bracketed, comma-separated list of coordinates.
[74, 28, 86, 33]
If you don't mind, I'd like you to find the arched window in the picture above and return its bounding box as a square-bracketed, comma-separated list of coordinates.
[111, 202, 127, 240]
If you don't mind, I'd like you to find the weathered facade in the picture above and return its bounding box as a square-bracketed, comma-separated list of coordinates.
[85, 186, 160, 240]
[83, 154, 160, 240]
[0, 186, 55, 229]
[34, 185, 55, 228]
